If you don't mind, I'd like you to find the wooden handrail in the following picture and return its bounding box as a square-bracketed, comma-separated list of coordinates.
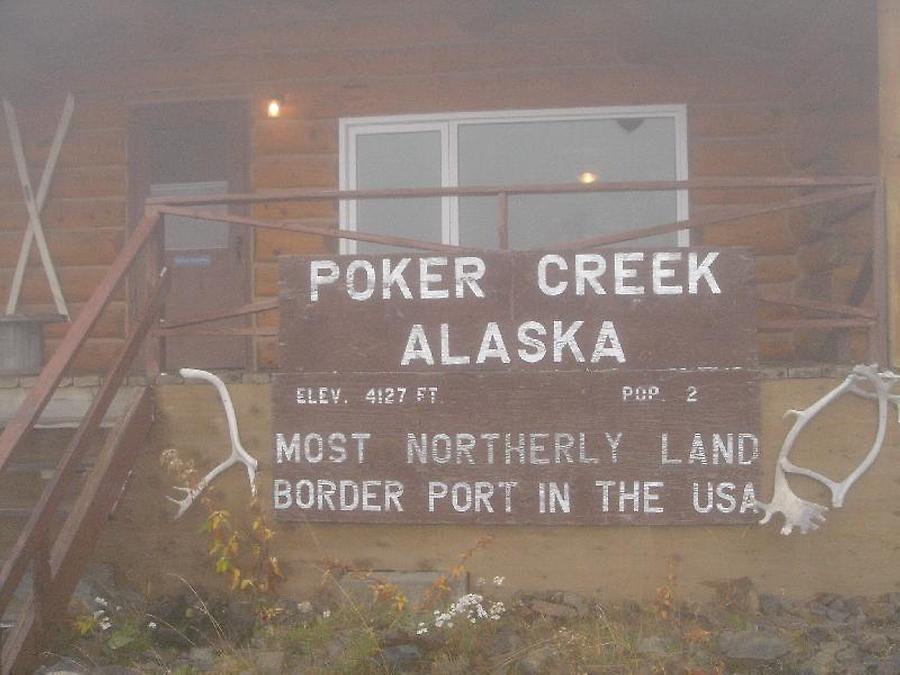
[0, 210, 162, 478]
[558, 185, 875, 250]
[160, 298, 278, 330]
[758, 294, 877, 320]
[156, 205, 480, 253]
[145, 175, 880, 207]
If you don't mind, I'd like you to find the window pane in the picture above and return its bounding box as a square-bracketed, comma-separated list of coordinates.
[457, 118, 678, 249]
[355, 131, 442, 253]
[150, 181, 230, 251]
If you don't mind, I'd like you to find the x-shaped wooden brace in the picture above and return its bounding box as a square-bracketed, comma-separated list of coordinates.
[3, 94, 73, 318]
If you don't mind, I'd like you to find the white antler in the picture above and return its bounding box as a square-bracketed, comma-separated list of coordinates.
[166, 368, 258, 519]
[755, 364, 900, 535]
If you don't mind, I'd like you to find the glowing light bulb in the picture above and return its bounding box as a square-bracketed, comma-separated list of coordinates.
[578, 171, 598, 184]
[267, 97, 283, 118]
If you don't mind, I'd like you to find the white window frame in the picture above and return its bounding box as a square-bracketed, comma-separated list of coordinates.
[338, 105, 689, 254]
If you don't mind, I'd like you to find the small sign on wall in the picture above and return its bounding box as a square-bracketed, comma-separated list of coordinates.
[273, 249, 760, 525]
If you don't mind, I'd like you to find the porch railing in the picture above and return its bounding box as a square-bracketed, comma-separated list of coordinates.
[146, 175, 887, 369]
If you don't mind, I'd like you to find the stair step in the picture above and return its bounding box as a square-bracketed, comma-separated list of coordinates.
[0, 386, 137, 429]
[5, 460, 93, 477]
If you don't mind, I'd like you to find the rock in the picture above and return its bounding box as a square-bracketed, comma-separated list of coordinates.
[528, 599, 576, 618]
[877, 652, 900, 675]
[429, 654, 471, 675]
[884, 592, 900, 612]
[248, 650, 285, 674]
[718, 629, 792, 662]
[516, 646, 552, 675]
[223, 599, 257, 644]
[326, 637, 346, 662]
[860, 631, 891, 654]
[826, 606, 850, 623]
[377, 627, 409, 646]
[188, 647, 215, 664]
[759, 593, 791, 615]
[636, 635, 674, 656]
[803, 625, 830, 644]
[551, 591, 591, 616]
[490, 627, 525, 657]
[35, 658, 87, 674]
[836, 644, 859, 664]
[797, 640, 845, 675]
[70, 562, 117, 611]
[706, 577, 760, 614]
[378, 644, 423, 672]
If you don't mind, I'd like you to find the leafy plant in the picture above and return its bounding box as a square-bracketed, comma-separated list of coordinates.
[161, 448, 285, 600]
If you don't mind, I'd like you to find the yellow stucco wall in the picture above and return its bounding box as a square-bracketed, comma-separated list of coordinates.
[93, 378, 900, 602]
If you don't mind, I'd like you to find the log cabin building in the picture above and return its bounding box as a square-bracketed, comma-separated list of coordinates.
[0, 0, 898, 668]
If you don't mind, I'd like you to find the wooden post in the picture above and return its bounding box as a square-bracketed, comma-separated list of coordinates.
[143, 208, 164, 378]
[33, 529, 52, 634]
[497, 192, 509, 250]
[879, 0, 900, 367]
[871, 183, 890, 365]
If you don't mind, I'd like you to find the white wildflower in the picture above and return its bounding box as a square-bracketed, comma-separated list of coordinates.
[416, 623, 428, 635]
[99, 618, 112, 631]
[296, 601, 313, 614]
[147, 621, 157, 630]
[321, 609, 331, 618]
[492, 576, 505, 587]
[94, 597, 108, 608]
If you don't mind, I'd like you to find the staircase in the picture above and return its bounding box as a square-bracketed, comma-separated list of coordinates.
[0, 427, 109, 631]
[0, 216, 169, 673]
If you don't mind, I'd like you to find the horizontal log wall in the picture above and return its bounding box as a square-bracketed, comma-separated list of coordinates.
[0, 1, 879, 371]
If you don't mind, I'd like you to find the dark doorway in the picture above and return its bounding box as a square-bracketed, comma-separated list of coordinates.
[129, 100, 250, 370]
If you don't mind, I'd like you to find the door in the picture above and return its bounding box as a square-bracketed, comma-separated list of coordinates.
[129, 101, 250, 370]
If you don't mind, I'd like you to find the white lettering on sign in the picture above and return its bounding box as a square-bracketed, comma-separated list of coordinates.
[593, 480, 664, 513]
[427, 480, 518, 513]
[401, 321, 625, 366]
[405, 431, 624, 465]
[273, 478, 405, 512]
[691, 481, 756, 514]
[276, 432, 370, 463]
[309, 256, 486, 302]
[535, 251, 720, 298]
[306, 251, 726, 369]
[309, 252, 721, 303]
[658, 432, 759, 466]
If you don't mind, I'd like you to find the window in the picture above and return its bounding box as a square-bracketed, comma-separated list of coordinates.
[339, 106, 688, 253]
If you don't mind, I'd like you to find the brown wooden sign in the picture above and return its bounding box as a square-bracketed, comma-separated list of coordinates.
[274, 249, 760, 525]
